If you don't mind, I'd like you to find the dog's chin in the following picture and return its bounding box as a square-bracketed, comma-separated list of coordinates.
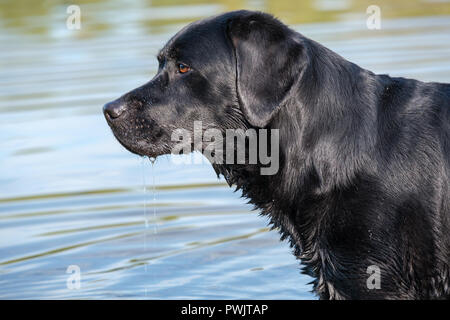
[111, 133, 166, 159]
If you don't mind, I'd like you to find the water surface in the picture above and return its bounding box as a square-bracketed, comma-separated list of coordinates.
[1, 0, 449, 299]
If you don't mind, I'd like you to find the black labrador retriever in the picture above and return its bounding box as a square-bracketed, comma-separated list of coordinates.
[103, 10, 450, 299]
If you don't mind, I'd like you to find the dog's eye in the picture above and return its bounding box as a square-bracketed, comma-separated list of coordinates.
[178, 63, 190, 74]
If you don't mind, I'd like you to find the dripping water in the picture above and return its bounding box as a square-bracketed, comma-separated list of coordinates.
[142, 156, 158, 277]
[149, 157, 157, 234]
[141, 157, 148, 273]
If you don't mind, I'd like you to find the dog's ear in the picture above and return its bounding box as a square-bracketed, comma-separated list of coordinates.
[226, 12, 306, 127]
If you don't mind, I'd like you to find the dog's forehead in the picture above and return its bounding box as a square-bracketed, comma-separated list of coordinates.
[159, 16, 228, 59]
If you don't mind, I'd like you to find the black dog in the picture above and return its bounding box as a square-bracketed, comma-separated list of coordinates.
[103, 10, 450, 299]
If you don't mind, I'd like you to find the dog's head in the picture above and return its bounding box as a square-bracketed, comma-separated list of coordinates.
[103, 10, 306, 158]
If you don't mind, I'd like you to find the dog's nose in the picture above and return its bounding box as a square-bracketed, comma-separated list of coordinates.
[103, 100, 127, 119]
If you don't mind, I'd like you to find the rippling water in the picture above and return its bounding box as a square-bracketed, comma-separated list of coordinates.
[0, 0, 449, 299]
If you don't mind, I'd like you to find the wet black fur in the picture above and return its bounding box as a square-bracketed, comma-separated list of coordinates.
[104, 10, 450, 299]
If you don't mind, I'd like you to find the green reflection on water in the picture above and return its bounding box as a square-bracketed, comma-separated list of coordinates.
[1, 0, 449, 37]
[0, 230, 141, 266]
[0, 182, 227, 203]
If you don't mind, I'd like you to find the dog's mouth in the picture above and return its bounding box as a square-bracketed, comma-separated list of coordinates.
[103, 109, 170, 159]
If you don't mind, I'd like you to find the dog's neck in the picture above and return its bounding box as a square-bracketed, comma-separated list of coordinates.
[212, 148, 332, 296]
